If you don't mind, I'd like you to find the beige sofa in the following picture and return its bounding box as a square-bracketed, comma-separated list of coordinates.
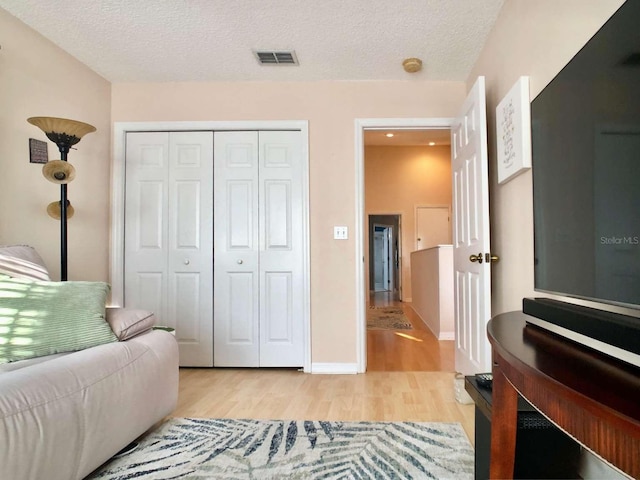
[0, 246, 179, 480]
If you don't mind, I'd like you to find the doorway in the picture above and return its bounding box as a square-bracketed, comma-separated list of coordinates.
[369, 214, 401, 300]
[357, 119, 454, 372]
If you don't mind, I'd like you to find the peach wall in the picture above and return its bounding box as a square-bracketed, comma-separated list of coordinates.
[364, 145, 452, 300]
[0, 8, 111, 281]
[112, 81, 465, 364]
[466, 0, 625, 316]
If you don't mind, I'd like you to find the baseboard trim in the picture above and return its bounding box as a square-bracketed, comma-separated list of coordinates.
[311, 363, 359, 374]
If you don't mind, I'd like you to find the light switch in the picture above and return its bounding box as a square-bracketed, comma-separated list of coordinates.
[334, 226, 348, 240]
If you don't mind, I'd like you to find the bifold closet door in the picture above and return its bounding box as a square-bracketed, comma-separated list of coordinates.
[124, 131, 214, 367]
[214, 130, 304, 367]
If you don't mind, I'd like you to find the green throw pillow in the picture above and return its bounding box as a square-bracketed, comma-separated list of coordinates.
[0, 275, 117, 364]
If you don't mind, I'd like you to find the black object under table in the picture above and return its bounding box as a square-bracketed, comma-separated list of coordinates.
[465, 375, 580, 479]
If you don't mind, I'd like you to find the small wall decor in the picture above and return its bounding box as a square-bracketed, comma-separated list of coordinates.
[29, 138, 48, 164]
[496, 76, 532, 184]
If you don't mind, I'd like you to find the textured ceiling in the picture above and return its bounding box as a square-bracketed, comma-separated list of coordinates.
[0, 0, 504, 83]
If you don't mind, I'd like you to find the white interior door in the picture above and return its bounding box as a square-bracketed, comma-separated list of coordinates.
[125, 131, 214, 367]
[451, 77, 492, 375]
[382, 227, 390, 290]
[416, 206, 451, 250]
[214, 130, 305, 367]
[373, 230, 385, 291]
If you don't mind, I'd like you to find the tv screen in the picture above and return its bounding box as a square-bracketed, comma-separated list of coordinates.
[532, 0, 640, 309]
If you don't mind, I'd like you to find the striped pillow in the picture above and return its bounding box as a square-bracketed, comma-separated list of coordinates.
[0, 245, 50, 281]
[0, 275, 117, 364]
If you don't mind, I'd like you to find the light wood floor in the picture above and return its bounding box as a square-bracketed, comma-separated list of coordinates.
[174, 292, 474, 444]
[366, 292, 455, 372]
[174, 369, 474, 444]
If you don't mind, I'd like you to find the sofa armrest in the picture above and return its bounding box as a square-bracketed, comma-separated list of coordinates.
[106, 307, 157, 340]
[0, 330, 179, 480]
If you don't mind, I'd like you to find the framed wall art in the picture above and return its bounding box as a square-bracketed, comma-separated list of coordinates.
[29, 138, 49, 164]
[496, 76, 532, 184]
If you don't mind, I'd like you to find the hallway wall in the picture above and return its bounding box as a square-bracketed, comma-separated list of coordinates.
[365, 144, 452, 301]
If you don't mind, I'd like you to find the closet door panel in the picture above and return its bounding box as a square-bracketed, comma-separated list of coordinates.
[258, 131, 304, 367]
[228, 181, 255, 249]
[214, 131, 260, 367]
[264, 272, 292, 341]
[124, 132, 169, 325]
[125, 131, 214, 367]
[173, 272, 200, 342]
[168, 131, 214, 366]
[134, 272, 164, 322]
[228, 272, 257, 342]
[264, 181, 292, 249]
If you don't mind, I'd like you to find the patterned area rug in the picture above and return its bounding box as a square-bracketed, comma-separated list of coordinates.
[89, 418, 473, 479]
[367, 306, 413, 330]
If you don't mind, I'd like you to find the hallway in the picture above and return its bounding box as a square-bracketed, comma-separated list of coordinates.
[366, 292, 455, 372]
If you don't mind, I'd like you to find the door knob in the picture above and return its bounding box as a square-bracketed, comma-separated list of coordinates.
[485, 253, 500, 263]
[184, 259, 190, 265]
[237, 259, 243, 264]
[469, 253, 483, 263]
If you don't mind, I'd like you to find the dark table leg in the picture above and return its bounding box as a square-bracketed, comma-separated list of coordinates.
[490, 357, 518, 479]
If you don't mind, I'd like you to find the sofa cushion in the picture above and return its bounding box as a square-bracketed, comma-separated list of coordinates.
[0, 276, 117, 364]
[106, 307, 156, 340]
[0, 245, 50, 281]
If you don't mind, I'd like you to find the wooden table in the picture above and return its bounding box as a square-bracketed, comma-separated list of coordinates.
[487, 312, 640, 479]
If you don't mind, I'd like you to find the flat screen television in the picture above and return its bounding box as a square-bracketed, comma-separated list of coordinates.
[529, 0, 640, 366]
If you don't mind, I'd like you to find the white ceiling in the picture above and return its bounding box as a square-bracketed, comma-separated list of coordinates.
[364, 129, 451, 146]
[0, 0, 504, 83]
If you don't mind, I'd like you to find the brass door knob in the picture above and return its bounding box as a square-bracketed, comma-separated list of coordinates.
[469, 253, 483, 263]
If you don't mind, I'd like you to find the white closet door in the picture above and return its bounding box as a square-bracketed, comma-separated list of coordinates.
[213, 131, 260, 367]
[258, 131, 304, 367]
[125, 131, 214, 367]
[168, 132, 214, 366]
[213, 130, 304, 367]
[125, 132, 169, 331]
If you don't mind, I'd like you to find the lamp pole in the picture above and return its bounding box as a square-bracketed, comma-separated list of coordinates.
[58, 144, 70, 281]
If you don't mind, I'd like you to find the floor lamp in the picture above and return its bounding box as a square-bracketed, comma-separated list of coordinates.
[28, 117, 96, 281]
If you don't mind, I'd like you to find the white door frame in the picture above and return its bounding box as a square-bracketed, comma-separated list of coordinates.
[355, 118, 454, 373]
[111, 120, 312, 372]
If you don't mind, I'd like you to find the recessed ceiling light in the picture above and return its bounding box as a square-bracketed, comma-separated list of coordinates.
[386, 133, 394, 138]
[429, 142, 436, 146]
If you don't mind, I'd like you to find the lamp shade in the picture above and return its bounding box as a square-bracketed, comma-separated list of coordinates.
[27, 117, 96, 147]
[47, 200, 74, 220]
[42, 160, 76, 184]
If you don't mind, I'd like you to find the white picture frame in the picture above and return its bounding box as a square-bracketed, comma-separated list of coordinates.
[496, 76, 532, 184]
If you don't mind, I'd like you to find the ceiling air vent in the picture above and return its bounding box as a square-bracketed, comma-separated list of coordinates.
[254, 50, 299, 65]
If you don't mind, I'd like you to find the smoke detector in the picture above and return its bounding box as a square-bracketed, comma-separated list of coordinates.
[254, 50, 299, 65]
[403, 58, 423, 73]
